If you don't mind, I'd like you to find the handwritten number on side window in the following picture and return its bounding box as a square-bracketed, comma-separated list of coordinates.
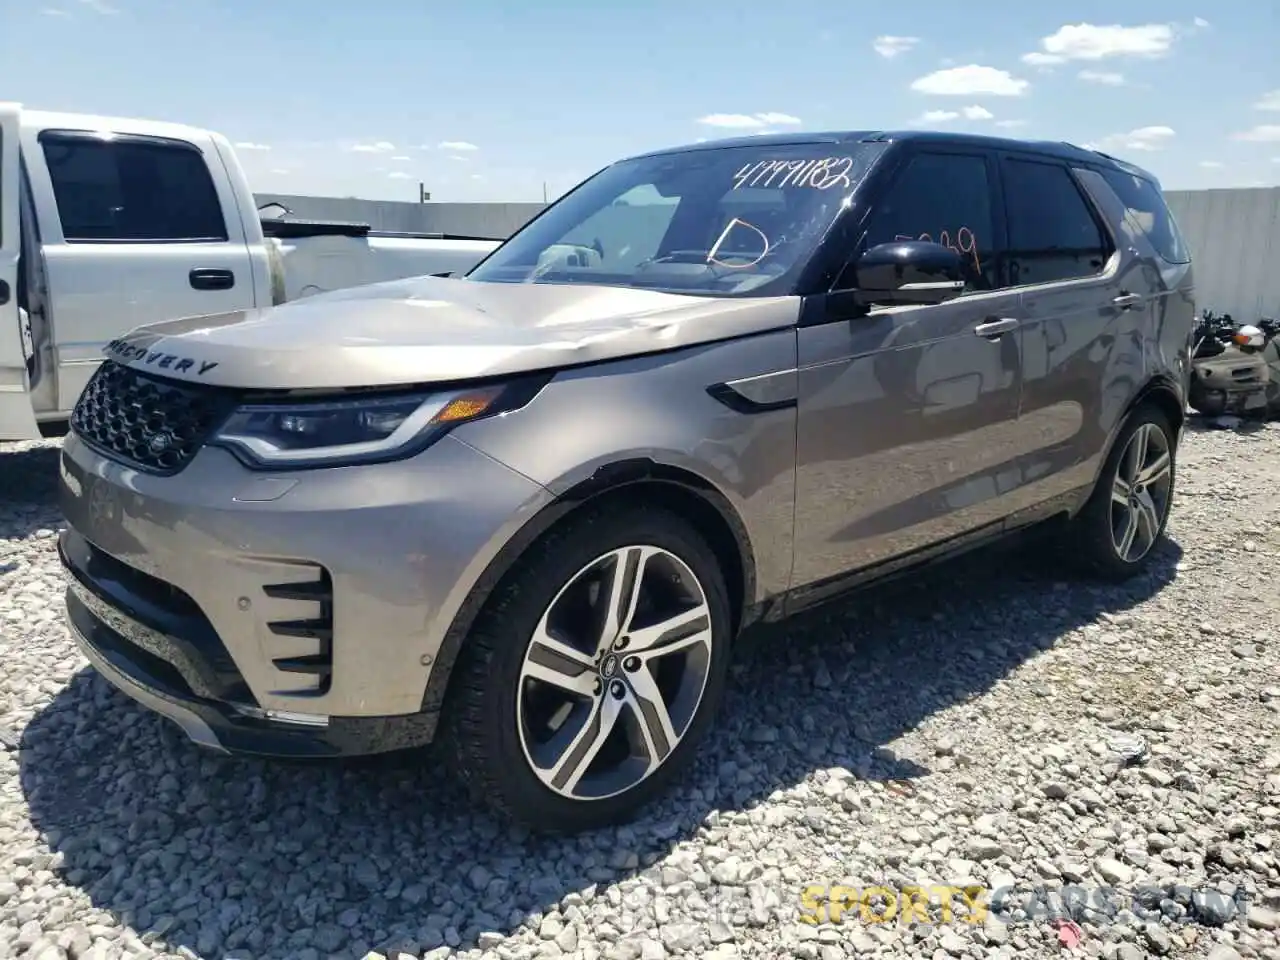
[894, 227, 982, 277]
[732, 157, 854, 192]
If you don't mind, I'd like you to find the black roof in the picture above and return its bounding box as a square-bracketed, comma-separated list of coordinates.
[627, 129, 1156, 183]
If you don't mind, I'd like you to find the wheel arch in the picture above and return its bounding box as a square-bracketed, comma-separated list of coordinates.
[420, 457, 757, 714]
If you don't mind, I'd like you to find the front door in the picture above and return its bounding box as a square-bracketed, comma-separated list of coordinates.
[22, 126, 256, 416]
[791, 148, 1026, 592]
[0, 102, 39, 441]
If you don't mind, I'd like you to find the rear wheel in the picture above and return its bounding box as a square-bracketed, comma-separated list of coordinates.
[443, 504, 732, 832]
[1065, 404, 1176, 581]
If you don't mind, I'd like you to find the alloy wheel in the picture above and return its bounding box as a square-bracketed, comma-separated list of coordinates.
[515, 545, 714, 801]
[1110, 422, 1173, 563]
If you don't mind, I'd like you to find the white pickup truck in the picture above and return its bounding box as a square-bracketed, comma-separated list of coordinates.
[0, 103, 503, 441]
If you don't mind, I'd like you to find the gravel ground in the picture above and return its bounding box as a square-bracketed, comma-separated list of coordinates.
[1, 426, 1278, 960]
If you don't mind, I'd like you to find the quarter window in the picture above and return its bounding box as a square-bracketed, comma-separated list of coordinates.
[40, 133, 228, 243]
[1099, 168, 1191, 264]
[859, 152, 998, 292]
[1002, 159, 1112, 286]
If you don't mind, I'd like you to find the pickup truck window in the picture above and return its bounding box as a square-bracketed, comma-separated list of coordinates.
[467, 143, 883, 297]
[39, 132, 228, 243]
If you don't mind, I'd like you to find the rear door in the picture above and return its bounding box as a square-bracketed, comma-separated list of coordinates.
[791, 147, 1027, 590]
[996, 152, 1130, 508]
[21, 125, 255, 415]
[0, 102, 39, 440]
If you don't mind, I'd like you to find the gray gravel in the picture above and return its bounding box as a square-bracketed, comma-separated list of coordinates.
[2, 424, 1279, 960]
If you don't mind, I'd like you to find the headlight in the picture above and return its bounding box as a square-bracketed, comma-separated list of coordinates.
[211, 377, 545, 469]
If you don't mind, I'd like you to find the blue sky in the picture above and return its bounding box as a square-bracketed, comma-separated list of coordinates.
[3, 0, 1278, 202]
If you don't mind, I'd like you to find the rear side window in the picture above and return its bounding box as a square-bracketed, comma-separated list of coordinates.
[1099, 168, 1191, 263]
[39, 133, 228, 243]
[859, 152, 999, 292]
[1002, 158, 1112, 286]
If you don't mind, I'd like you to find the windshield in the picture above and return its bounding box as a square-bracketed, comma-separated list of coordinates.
[466, 142, 883, 297]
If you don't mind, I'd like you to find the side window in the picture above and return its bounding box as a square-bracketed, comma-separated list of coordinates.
[1099, 168, 1190, 263]
[40, 134, 228, 243]
[859, 152, 998, 292]
[1003, 158, 1112, 286]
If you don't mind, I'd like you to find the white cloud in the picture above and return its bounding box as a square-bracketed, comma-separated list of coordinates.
[873, 35, 920, 58]
[470, 174, 485, 181]
[269, 168, 292, 176]
[1198, 160, 1224, 168]
[995, 119, 1028, 128]
[910, 65, 1029, 97]
[234, 142, 271, 152]
[1022, 52, 1066, 66]
[1092, 125, 1176, 153]
[41, 7, 72, 15]
[696, 112, 802, 129]
[76, 0, 118, 12]
[755, 112, 802, 125]
[390, 155, 411, 162]
[350, 141, 396, 153]
[913, 106, 991, 124]
[1234, 125, 1280, 142]
[1255, 90, 1280, 111]
[1028, 23, 1176, 61]
[449, 154, 470, 162]
[1079, 69, 1126, 85]
[1193, 16, 1210, 27]
[387, 171, 413, 180]
[439, 140, 479, 151]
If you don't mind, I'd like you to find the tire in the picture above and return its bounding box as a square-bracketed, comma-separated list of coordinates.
[441, 503, 733, 833]
[1065, 403, 1177, 582]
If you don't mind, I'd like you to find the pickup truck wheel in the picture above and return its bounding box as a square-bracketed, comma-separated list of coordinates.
[442, 505, 731, 833]
[1067, 404, 1176, 581]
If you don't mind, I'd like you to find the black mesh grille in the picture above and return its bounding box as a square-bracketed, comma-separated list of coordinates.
[71, 361, 240, 474]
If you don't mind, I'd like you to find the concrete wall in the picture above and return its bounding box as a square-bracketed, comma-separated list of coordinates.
[1165, 187, 1280, 320]
[254, 193, 545, 240]
[255, 188, 1280, 321]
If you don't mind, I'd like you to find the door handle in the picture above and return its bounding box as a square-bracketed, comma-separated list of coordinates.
[973, 317, 1019, 339]
[1113, 292, 1143, 309]
[0, 279, 9, 306]
[189, 268, 235, 291]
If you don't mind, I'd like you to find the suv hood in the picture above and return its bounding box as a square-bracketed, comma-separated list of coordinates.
[102, 275, 800, 390]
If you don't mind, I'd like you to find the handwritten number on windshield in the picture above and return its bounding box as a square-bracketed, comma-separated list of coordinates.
[732, 157, 854, 191]
[895, 227, 982, 276]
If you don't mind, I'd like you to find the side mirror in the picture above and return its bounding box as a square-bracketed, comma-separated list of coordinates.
[845, 241, 966, 307]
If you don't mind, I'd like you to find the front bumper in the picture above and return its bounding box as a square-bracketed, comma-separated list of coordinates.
[57, 430, 550, 741]
[62, 543, 438, 757]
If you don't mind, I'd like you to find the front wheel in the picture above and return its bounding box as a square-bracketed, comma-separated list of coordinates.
[1066, 404, 1177, 581]
[442, 504, 732, 832]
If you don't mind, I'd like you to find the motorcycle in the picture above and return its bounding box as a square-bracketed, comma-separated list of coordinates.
[1188, 309, 1271, 419]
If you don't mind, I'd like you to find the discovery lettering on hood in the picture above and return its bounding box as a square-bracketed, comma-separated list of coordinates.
[104, 339, 220, 377]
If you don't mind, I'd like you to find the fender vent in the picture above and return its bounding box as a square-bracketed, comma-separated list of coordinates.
[264, 567, 333, 696]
